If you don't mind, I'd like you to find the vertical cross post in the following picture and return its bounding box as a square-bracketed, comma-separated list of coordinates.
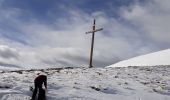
[86, 19, 103, 68]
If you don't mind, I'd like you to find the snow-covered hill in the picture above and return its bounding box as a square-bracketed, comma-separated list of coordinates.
[0, 66, 170, 100]
[107, 49, 170, 67]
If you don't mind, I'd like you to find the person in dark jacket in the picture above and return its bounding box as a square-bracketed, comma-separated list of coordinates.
[31, 74, 47, 100]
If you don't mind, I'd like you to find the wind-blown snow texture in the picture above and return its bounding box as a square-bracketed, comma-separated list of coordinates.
[108, 49, 170, 67]
[0, 66, 170, 100]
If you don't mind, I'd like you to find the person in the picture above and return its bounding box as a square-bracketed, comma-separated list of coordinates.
[37, 87, 46, 100]
[31, 74, 47, 100]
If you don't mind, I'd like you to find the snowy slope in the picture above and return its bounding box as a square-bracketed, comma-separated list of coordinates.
[0, 66, 170, 100]
[107, 49, 170, 67]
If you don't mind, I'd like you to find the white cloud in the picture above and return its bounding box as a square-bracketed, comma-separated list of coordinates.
[122, 0, 170, 44]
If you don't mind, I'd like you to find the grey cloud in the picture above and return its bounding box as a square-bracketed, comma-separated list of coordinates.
[0, 45, 19, 59]
[0, 61, 20, 68]
[38, 47, 89, 67]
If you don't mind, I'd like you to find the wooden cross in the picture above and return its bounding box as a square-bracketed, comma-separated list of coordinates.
[86, 19, 103, 68]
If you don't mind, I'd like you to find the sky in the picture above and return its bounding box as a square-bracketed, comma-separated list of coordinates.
[0, 0, 170, 69]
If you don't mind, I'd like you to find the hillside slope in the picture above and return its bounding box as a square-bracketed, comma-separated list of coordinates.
[0, 66, 170, 100]
[107, 49, 170, 67]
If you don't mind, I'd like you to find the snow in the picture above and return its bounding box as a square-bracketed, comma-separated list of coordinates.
[0, 66, 20, 71]
[107, 49, 170, 67]
[0, 66, 170, 100]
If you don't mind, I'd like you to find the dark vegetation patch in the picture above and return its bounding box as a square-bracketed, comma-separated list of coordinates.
[4, 67, 82, 74]
[0, 85, 12, 89]
[90, 86, 121, 95]
[0, 71, 5, 73]
[96, 72, 102, 75]
[90, 86, 100, 91]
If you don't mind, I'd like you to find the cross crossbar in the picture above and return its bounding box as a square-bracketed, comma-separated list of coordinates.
[85, 28, 103, 34]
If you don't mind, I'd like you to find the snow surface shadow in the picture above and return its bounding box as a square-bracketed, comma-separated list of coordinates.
[0, 83, 13, 89]
[90, 86, 123, 95]
[124, 87, 135, 91]
[47, 96, 97, 100]
[0, 86, 33, 100]
[100, 87, 122, 95]
[12, 86, 32, 96]
[1, 94, 31, 100]
[48, 83, 63, 90]
[153, 88, 170, 96]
